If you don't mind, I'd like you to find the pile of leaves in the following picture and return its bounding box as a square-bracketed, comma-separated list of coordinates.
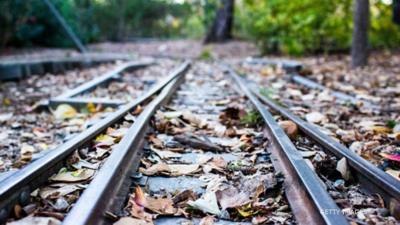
[115, 63, 293, 224]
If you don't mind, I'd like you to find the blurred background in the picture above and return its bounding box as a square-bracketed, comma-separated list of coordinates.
[0, 0, 399, 56]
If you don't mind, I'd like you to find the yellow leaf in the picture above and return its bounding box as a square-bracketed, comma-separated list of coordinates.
[95, 134, 115, 145]
[87, 102, 97, 113]
[236, 203, 255, 217]
[371, 126, 392, 134]
[53, 104, 77, 120]
[3, 98, 11, 105]
[236, 208, 253, 217]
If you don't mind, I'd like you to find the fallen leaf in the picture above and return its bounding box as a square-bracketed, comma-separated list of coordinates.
[129, 187, 152, 222]
[305, 112, 326, 124]
[381, 153, 400, 162]
[107, 127, 128, 139]
[371, 126, 392, 134]
[95, 134, 115, 146]
[236, 203, 255, 217]
[0, 113, 12, 123]
[299, 151, 317, 158]
[150, 146, 181, 159]
[336, 157, 351, 180]
[188, 191, 221, 216]
[252, 216, 268, 224]
[87, 102, 97, 113]
[50, 168, 95, 182]
[145, 196, 177, 215]
[216, 186, 250, 210]
[148, 135, 164, 148]
[133, 186, 147, 207]
[52, 104, 77, 120]
[20, 144, 35, 161]
[139, 163, 199, 176]
[113, 217, 153, 225]
[278, 120, 298, 139]
[168, 164, 200, 176]
[163, 111, 182, 119]
[199, 215, 215, 225]
[385, 169, 400, 180]
[182, 111, 208, 128]
[39, 184, 82, 199]
[6, 216, 61, 225]
[132, 105, 143, 115]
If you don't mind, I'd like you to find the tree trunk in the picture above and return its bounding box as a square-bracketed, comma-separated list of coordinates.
[393, 0, 400, 25]
[351, 0, 369, 68]
[204, 0, 234, 43]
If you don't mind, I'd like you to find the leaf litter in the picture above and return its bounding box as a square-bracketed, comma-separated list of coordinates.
[116, 62, 294, 225]
[237, 61, 400, 224]
[5, 59, 179, 224]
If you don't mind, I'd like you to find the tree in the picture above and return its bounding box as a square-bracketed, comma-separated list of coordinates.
[351, 0, 370, 68]
[393, 0, 400, 25]
[204, 0, 234, 43]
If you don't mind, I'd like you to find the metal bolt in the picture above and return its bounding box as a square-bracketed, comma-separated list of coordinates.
[131, 172, 142, 179]
[0, 209, 8, 224]
[19, 191, 30, 206]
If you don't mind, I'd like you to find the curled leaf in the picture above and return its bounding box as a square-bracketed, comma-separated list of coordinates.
[53, 104, 77, 120]
[87, 102, 97, 113]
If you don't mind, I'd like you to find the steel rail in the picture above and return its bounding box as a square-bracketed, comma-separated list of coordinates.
[290, 74, 376, 109]
[52, 60, 153, 101]
[247, 81, 400, 217]
[225, 66, 349, 225]
[243, 58, 303, 72]
[0, 61, 190, 223]
[63, 70, 186, 225]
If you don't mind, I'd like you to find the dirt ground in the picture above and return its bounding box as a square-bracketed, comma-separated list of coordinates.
[0, 39, 260, 61]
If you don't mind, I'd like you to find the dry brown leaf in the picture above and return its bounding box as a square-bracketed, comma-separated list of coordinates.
[39, 184, 82, 199]
[139, 163, 199, 176]
[6, 216, 61, 225]
[148, 135, 164, 148]
[278, 120, 298, 139]
[182, 111, 208, 128]
[150, 146, 181, 159]
[199, 215, 215, 225]
[113, 217, 153, 225]
[129, 187, 152, 222]
[216, 186, 250, 210]
[305, 111, 326, 124]
[50, 169, 95, 182]
[145, 196, 177, 215]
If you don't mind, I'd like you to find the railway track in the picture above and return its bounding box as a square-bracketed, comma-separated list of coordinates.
[0, 60, 190, 224]
[0, 59, 178, 174]
[1, 60, 399, 225]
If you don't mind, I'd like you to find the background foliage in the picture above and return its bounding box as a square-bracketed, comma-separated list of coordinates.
[236, 0, 400, 55]
[1, 0, 400, 55]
